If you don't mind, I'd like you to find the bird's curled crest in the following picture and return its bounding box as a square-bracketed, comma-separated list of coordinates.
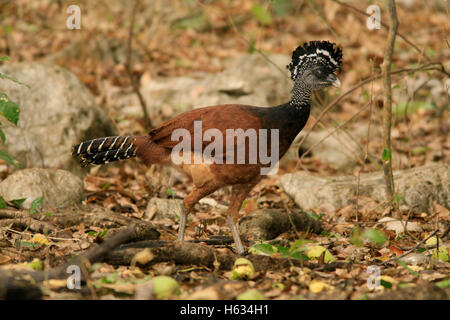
[287, 41, 343, 80]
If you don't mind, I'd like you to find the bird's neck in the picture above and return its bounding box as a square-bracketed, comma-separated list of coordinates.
[264, 79, 312, 157]
[289, 78, 312, 109]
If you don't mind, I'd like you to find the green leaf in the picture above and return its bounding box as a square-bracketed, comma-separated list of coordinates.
[289, 239, 313, 251]
[393, 193, 404, 204]
[251, 4, 273, 25]
[380, 279, 392, 289]
[248, 37, 256, 54]
[27, 259, 43, 270]
[350, 226, 363, 246]
[0, 150, 22, 167]
[382, 148, 391, 161]
[362, 228, 388, 245]
[166, 188, 175, 197]
[306, 245, 336, 262]
[250, 243, 277, 255]
[100, 274, 118, 284]
[436, 278, 450, 289]
[30, 197, 43, 214]
[411, 146, 431, 156]
[0, 196, 6, 209]
[250, 242, 310, 261]
[432, 246, 449, 262]
[0, 93, 20, 125]
[100, 183, 111, 190]
[275, 245, 291, 257]
[304, 211, 319, 220]
[0, 126, 5, 143]
[288, 251, 310, 261]
[99, 228, 108, 238]
[10, 198, 26, 207]
[0, 56, 9, 61]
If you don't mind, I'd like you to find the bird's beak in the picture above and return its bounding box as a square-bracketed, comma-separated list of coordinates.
[327, 74, 341, 88]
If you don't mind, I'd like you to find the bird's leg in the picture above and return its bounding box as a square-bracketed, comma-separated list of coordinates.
[227, 214, 245, 255]
[176, 183, 220, 242]
[227, 177, 261, 254]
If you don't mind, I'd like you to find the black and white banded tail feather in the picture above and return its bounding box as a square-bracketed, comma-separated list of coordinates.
[72, 136, 137, 166]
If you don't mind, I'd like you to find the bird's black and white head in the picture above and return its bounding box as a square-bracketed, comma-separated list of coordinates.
[287, 41, 342, 93]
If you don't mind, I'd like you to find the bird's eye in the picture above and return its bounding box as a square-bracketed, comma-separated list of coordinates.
[314, 69, 324, 77]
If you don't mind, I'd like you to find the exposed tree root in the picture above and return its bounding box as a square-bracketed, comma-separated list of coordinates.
[0, 206, 159, 239]
[0, 270, 43, 299]
[104, 241, 347, 272]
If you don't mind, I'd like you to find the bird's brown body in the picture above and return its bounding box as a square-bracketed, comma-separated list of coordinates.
[131, 103, 308, 226]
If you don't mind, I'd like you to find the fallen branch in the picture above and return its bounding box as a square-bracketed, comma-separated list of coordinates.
[44, 224, 145, 280]
[117, 237, 238, 250]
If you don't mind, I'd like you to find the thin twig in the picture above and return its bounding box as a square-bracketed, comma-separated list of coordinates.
[381, 0, 398, 209]
[126, 0, 153, 130]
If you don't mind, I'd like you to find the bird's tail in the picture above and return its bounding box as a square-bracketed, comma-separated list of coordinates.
[72, 136, 138, 166]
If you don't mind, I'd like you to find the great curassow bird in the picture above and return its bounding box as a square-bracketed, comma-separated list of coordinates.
[73, 40, 342, 254]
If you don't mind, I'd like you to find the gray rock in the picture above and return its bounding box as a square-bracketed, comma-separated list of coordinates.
[0, 168, 84, 209]
[377, 217, 423, 234]
[399, 253, 430, 266]
[117, 54, 291, 116]
[0, 63, 117, 176]
[144, 197, 184, 220]
[280, 163, 449, 213]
